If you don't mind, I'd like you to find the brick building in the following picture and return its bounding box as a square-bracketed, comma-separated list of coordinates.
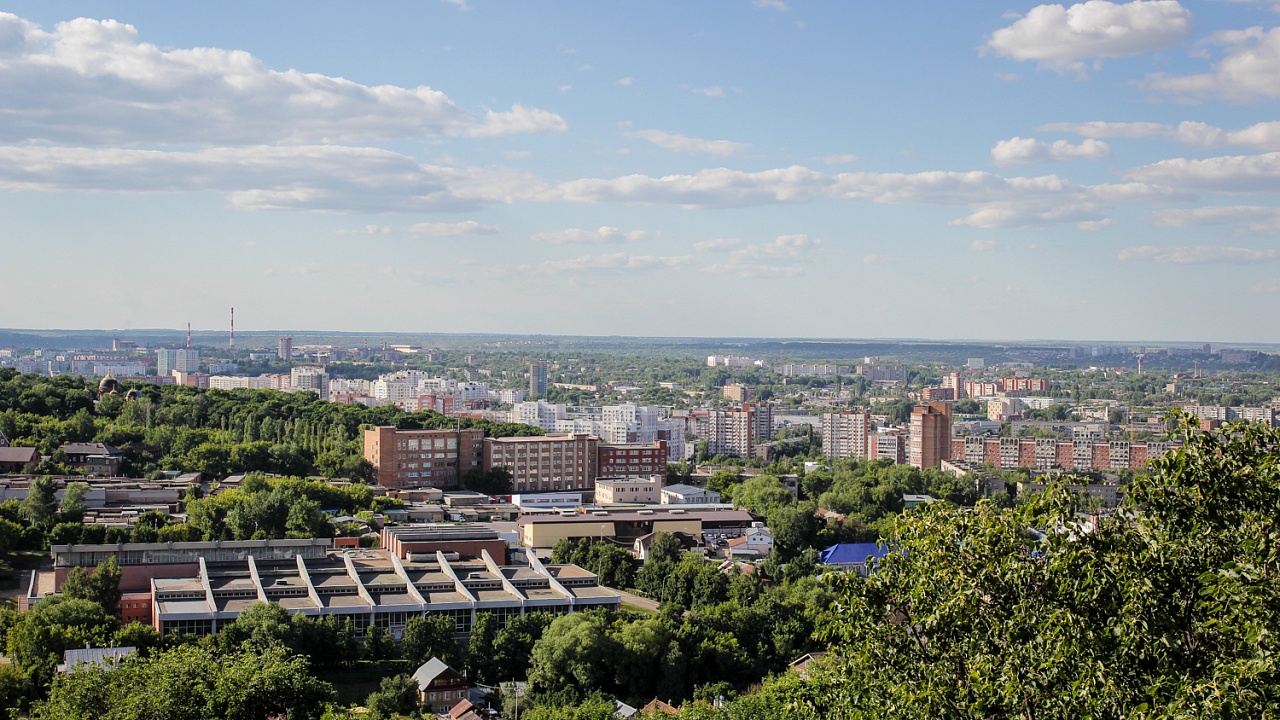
[597, 441, 667, 478]
[363, 427, 485, 490]
[484, 434, 599, 493]
[908, 402, 952, 470]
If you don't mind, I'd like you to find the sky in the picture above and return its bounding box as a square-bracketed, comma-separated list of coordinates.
[3, 1, 1280, 343]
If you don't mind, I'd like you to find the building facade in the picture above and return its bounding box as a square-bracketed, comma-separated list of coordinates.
[595, 475, 662, 504]
[363, 427, 485, 490]
[819, 411, 870, 461]
[596, 441, 667, 479]
[908, 402, 952, 470]
[483, 434, 598, 493]
[155, 348, 198, 377]
[529, 361, 548, 397]
[698, 403, 773, 458]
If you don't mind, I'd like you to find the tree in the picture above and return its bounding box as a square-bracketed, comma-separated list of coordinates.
[402, 614, 458, 668]
[21, 475, 58, 529]
[731, 476, 793, 516]
[462, 467, 514, 496]
[87, 556, 122, 617]
[33, 644, 333, 720]
[215, 601, 296, 654]
[362, 626, 397, 664]
[492, 612, 552, 682]
[528, 612, 619, 700]
[59, 482, 89, 523]
[364, 674, 420, 720]
[466, 611, 499, 686]
[679, 418, 1280, 719]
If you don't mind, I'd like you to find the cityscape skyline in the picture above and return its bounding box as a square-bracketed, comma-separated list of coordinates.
[4, 1, 1280, 341]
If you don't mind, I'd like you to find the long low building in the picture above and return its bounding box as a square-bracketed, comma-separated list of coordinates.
[31, 539, 618, 637]
[517, 508, 756, 548]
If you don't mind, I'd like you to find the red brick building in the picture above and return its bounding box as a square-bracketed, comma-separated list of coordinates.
[597, 441, 667, 478]
[363, 427, 485, 490]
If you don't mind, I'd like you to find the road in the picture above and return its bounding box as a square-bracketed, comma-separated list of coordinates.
[613, 588, 660, 613]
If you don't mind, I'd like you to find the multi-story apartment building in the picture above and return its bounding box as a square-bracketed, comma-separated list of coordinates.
[512, 401, 566, 432]
[550, 404, 686, 462]
[529, 361, 548, 397]
[950, 436, 1181, 472]
[921, 387, 955, 401]
[820, 411, 870, 461]
[868, 431, 907, 464]
[155, 348, 198, 377]
[698, 403, 773, 458]
[276, 337, 293, 361]
[208, 375, 275, 390]
[908, 402, 951, 470]
[484, 434, 598, 493]
[363, 427, 485, 490]
[597, 441, 667, 478]
[1183, 405, 1277, 427]
[857, 364, 907, 383]
[290, 366, 329, 398]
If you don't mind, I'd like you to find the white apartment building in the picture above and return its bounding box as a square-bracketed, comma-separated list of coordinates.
[820, 411, 870, 461]
[208, 375, 275, 390]
[92, 363, 146, 377]
[291, 366, 329, 398]
[156, 349, 199, 377]
[489, 389, 525, 404]
[512, 401, 567, 432]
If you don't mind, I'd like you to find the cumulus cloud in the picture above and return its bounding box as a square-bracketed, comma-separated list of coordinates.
[1044, 119, 1280, 150]
[0, 12, 564, 146]
[1147, 26, 1280, 101]
[1117, 245, 1278, 263]
[0, 144, 548, 212]
[1153, 205, 1280, 232]
[616, 76, 635, 86]
[991, 136, 1111, 165]
[692, 238, 743, 252]
[1124, 151, 1280, 193]
[984, 0, 1192, 74]
[627, 129, 750, 156]
[407, 220, 500, 236]
[753, 0, 790, 10]
[335, 225, 392, 235]
[971, 239, 998, 251]
[530, 226, 649, 244]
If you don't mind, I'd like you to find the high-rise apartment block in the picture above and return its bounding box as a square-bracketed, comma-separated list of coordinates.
[155, 348, 199, 377]
[290, 366, 329, 398]
[820, 411, 870, 461]
[698, 403, 773, 458]
[909, 401, 952, 470]
[484, 434, 598, 493]
[363, 426, 485, 489]
[529, 361, 548, 397]
[951, 436, 1181, 473]
[277, 337, 293, 361]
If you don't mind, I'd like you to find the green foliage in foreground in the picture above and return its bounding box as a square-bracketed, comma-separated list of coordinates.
[33, 644, 333, 720]
[665, 417, 1280, 719]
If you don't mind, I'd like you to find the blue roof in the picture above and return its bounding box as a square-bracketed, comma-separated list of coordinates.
[819, 542, 891, 566]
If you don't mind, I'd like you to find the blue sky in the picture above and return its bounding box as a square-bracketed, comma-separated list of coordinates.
[3, 1, 1280, 342]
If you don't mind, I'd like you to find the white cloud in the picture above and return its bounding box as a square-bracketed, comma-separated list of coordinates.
[991, 136, 1111, 165]
[1038, 120, 1173, 138]
[683, 85, 725, 98]
[692, 238, 742, 252]
[335, 225, 392, 236]
[970, 239, 998, 251]
[503, 150, 532, 159]
[616, 76, 635, 86]
[702, 234, 820, 278]
[753, 0, 790, 10]
[861, 254, 893, 264]
[626, 129, 749, 156]
[1124, 151, 1280, 192]
[1153, 205, 1280, 232]
[1147, 26, 1280, 101]
[1117, 245, 1277, 263]
[530, 226, 649, 244]
[407, 220, 499, 236]
[0, 12, 565, 145]
[820, 153, 859, 164]
[538, 253, 692, 273]
[0, 144, 548, 213]
[442, 0, 470, 10]
[984, 0, 1192, 75]
[1254, 278, 1280, 292]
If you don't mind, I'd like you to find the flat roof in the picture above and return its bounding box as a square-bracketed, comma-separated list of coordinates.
[519, 510, 753, 524]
